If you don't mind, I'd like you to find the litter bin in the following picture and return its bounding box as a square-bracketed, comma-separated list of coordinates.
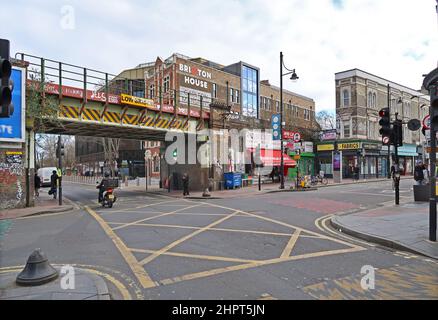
[224, 172, 242, 189]
[413, 184, 429, 202]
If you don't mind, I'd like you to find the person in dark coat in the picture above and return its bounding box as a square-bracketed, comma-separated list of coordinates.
[34, 173, 41, 197]
[49, 170, 58, 199]
[414, 161, 425, 185]
[182, 173, 190, 196]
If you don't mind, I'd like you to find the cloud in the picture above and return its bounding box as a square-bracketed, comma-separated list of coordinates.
[1, 0, 437, 112]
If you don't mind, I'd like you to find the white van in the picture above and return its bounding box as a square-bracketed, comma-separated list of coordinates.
[37, 167, 57, 187]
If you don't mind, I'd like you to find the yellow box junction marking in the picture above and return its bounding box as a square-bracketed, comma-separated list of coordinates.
[91, 197, 365, 289]
[84, 206, 156, 289]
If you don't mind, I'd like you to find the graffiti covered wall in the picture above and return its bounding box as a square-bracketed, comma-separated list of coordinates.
[0, 149, 27, 210]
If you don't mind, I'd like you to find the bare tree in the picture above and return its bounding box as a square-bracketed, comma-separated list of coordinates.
[99, 138, 120, 176]
[35, 134, 75, 170]
[316, 110, 336, 130]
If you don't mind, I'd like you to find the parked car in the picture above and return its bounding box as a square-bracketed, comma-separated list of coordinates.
[37, 167, 58, 187]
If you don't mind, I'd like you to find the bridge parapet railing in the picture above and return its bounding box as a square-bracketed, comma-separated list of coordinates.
[14, 53, 216, 114]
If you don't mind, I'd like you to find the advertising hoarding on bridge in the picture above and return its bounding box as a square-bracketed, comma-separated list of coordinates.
[0, 67, 25, 142]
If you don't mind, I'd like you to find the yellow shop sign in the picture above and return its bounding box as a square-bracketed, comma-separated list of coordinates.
[338, 142, 360, 150]
[121, 94, 155, 108]
[317, 144, 334, 151]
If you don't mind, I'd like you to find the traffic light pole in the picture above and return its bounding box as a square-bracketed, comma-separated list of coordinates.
[58, 135, 63, 206]
[387, 84, 391, 179]
[394, 114, 400, 206]
[429, 85, 437, 242]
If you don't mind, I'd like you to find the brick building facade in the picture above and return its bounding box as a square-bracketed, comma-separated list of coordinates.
[317, 68, 428, 179]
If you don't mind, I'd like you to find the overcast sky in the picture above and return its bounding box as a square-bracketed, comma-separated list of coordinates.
[2, 0, 437, 112]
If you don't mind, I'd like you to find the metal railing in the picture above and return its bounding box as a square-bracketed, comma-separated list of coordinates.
[15, 52, 145, 98]
[14, 53, 218, 114]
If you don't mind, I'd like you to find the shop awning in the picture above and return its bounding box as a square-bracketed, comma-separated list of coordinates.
[249, 149, 296, 167]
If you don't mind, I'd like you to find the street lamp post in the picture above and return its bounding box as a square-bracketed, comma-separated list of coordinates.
[280, 52, 299, 189]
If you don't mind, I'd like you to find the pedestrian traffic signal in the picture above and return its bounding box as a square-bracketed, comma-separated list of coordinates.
[379, 108, 392, 145]
[0, 39, 13, 118]
[431, 85, 438, 131]
[393, 119, 403, 147]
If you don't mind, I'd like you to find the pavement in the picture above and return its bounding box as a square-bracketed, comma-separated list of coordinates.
[0, 266, 110, 300]
[0, 190, 74, 220]
[0, 190, 110, 300]
[147, 176, 412, 200]
[331, 201, 438, 260]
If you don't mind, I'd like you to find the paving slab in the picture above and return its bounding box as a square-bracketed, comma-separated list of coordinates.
[0, 267, 110, 300]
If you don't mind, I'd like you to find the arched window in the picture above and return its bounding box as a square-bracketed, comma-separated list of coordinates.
[372, 93, 377, 108]
[368, 92, 372, 107]
[342, 89, 350, 106]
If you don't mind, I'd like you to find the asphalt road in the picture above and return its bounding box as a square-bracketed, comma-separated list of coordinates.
[1, 179, 437, 300]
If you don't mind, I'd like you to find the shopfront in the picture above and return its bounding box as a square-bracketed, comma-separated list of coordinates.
[316, 140, 385, 179]
[288, 141, 315, 178]
[316, 143, 334, 178]
[397, 144, 418, 175]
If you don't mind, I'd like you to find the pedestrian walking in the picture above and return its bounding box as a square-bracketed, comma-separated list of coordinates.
[182, 173, 190, 196]
[422, 164, 430, 184]
[354, 166, 360, 181]
[49, 170, 58, 199]
[34, 173, 41, 197]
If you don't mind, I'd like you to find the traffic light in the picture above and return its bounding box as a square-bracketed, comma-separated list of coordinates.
[0, 39, 13, 118]
[431, 85, 438, 131]
[56, 142, 65, 158]
[393, 119, 403, 147]
[379, 108, 392, 145]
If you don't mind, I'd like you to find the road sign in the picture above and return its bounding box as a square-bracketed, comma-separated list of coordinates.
[382, 136, 390, 145]
[293, 132, 301, 142]
[423, 115, 430, 129]
[407, 119, 421, 131]
[271, 114, 281, 141]
[0, 67, 25, 142]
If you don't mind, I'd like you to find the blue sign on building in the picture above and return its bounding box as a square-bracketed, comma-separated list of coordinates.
[272, 113, 281, 141]
[0, 67, 25, 142]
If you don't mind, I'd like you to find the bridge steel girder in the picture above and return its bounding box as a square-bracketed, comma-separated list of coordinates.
[39, 96, 207, 140]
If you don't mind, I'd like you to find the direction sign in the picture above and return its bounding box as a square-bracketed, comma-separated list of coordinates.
[271, 114, 281, 141]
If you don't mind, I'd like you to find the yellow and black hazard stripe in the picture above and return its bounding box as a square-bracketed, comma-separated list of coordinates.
[140, 115, 155, 127]
[122, 114, 138, 125]
[59, 106, 79, 119]
[182, 119, 190, 130]
[169, 119, 182, 130]
[103, 111, 121, 124]
[82, 108, 101, 121]
[155, 118, 170, 129]
[196, 120, 204, 131]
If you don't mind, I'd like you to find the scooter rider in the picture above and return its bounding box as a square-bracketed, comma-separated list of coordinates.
[97, 172, 110, 203]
